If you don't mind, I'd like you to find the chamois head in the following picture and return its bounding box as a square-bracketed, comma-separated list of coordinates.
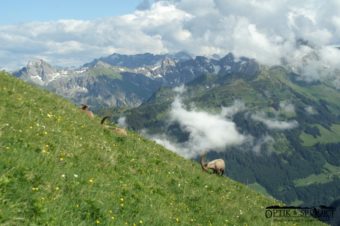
[80, 104, 94, 118]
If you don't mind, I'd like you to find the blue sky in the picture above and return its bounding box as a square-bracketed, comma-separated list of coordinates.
[1, 0, 142, 24]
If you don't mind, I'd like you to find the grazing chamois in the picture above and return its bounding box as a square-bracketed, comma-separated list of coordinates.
[200, 154, 225, 176]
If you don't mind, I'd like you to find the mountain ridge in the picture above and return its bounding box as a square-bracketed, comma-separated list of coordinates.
[13, 52, 259, 110]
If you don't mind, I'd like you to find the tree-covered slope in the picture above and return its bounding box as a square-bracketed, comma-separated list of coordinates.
[0, 72, 325, 225]
[123, 65, 340, 208]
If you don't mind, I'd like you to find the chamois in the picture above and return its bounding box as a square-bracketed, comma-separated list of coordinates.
[200, 154, 225, 176]
[101, 116, 127, 136]
[80, 104, 94, 118]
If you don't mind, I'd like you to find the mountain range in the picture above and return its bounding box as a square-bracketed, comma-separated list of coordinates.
[13, 52, 258, 110]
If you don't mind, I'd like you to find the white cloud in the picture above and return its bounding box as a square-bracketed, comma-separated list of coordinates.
[251, 112, 298, 130]
[305, 106, 317, 115]
[149, 95, 247, 158]
[221, 100, 246, 117]
[1, 0, 340, 81]
[117, 117, 128, 128]
[252, 135, 274, 153]
[279, 101, 295, 114]
[173, 84, 186, 94]
[230, 18, 282, 65]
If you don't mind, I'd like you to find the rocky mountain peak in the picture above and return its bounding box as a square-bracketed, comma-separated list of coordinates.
[161, 57, 176, 69]
[14, 59, 60, 85]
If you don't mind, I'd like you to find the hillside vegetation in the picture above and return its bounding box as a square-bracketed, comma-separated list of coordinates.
[0, 72, 326, 225]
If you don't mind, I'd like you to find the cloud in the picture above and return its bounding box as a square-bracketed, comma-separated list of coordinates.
[221, 100, 246, 117]
[305, 106, 317, 115]
[1, 0, 340, 82]
[117, 116, 128, 128]
[252, 135, 274, 153]
[149, 94, 247, 158]
[279, 101, 295, 114]
[251, 112, 298, 130]
[173, 84, 186, 94]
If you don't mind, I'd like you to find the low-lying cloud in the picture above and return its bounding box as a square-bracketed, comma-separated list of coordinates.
[305, 106, 317, 115]
[221, 100, 246, 117]
[251, 112, 298, 130]
[117, 116, 128, 128]
[150, 96, 247, 158]
[279, 101, 295, 115]
[252, 134, 274, 153]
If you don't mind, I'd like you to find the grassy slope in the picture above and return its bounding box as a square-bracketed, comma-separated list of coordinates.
[0, 72, 324, 225]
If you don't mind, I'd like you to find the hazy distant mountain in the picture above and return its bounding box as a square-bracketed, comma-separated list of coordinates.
[84, 52, 192, 68]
